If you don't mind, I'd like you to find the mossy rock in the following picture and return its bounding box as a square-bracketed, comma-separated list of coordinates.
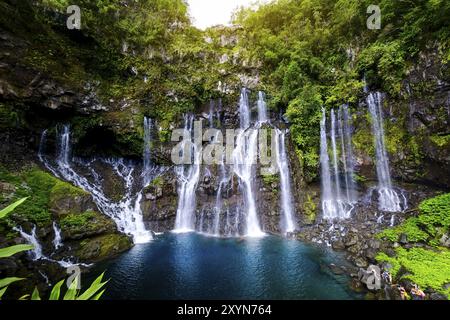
[376, 193, 450, 298]
[1, 168, 56, 227]
[261, 174, 279, 188]
[377, 193, 450, 246]
[376, 247, 450, 299]
[59, 210, 116, 240]
[76, 234, 133, 262]
[49, 179, 92, 216]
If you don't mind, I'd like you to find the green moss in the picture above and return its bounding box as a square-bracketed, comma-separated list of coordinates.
[417, 193, 450, 234]
[0, 103, 24, 129]
[0, 167, 88, 227]
[158, 129, 172, 143]
[376, 247, 450, 298]
[50, 179, 88, 205]
[8, 169, 56, 226]
[262, 174, 279, 186]
[353, 173, 367, 183]
[376, 193, 450, 297]
[150, 176, 164, 187]
[60, 211, 97, 229]
[303, 194, 316, 224]
[352, 114, 375, 159]
[385, 123, 406, 156]
[377, 218, 430, 243]
[377, 193, 450, 246]
[77, 234, 132, 262]
[430, 134, 450, 148]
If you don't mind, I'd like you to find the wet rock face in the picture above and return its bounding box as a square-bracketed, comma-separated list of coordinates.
[369, 51, 449, 188]
[0, 28, 106, 115]
[74, 233, 132, 262]
[139, 100, 304, 236]
[141, 170, 178, 233]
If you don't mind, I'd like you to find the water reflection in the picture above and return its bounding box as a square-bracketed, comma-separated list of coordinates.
[86, 233, 360, 300]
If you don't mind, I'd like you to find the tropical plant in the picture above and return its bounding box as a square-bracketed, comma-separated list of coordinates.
[0, 198, 33, 299]
[0, 197, 108, 300]
[21, 272, 108, 300]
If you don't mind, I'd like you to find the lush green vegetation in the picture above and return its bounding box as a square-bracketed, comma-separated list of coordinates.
[0, 167, 86, 227]
[233, 0, 450, 180]
[2, 0, 449, 167]
[377, 247, 450, 298]
[0, 0, 449, 301]
[0, 198, 107, 300]
[376, 193, 450, 297]
[377, 193, 450, 245]
[262, 174, 279, 186]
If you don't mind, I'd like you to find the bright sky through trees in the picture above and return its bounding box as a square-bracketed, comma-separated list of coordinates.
[187, 0, 264, 29]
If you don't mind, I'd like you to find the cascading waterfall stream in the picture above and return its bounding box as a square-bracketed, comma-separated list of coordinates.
[14, 226, 43, 260]
[39, 125, 153, 244]
[366, 92, 405, 212]
[330, 110, 343, 202]
[239, 88, 251, 129]
[52, 221, 63, 250]
[172, 90, 300, 237]
[257, 91, 268, 123]
[14, 226, 90, 268]
[174, 115, 201, 232]
[58, 125, 71, 165]
[339, 105, 357, 203]
[274, 129, 296, 233]
[233, 88, 264, 237]
[320, 108, 336, 219]
[320, 107, 355, 220]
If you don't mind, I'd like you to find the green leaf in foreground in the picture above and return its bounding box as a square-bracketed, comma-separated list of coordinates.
[0, 277, 25, 289]
[0, 244, 34, 258]
[77, 272, 108, 300]
[63, 275, 79, 300]
[91, 289, 106, 300]
[0, 197, 28, 219]
[31, 287, 41, 300]
[0, 286, 7, 299]
[49, 279, 65, 300]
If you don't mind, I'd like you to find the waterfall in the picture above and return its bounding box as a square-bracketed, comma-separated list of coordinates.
[257, 91, 268, 123]
[330, 110, 343, 202]
[274, 129, 296, 233]
[390, 214, 396, 227]
[14, 225, 91, 268]
[339, 105, 357, 202]
[239, 88, 251, 129]
[174, 115, 201, 232]
[14, 226, 43, 260]
[58, 125, 71, 165]
[39, 129, 60, 178]
[52, 221, 63, 250]
[320, 108, 354, 220]
[38, 127, 153, 244]
[366, 92, 403, 212]
[143, 116, 154, 187]
[320, 108, 336, 219]
[233, 90, 264, 237]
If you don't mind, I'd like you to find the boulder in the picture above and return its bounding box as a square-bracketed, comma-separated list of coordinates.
[439, 233, 450, 247]
[331, 240, 345, 250]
